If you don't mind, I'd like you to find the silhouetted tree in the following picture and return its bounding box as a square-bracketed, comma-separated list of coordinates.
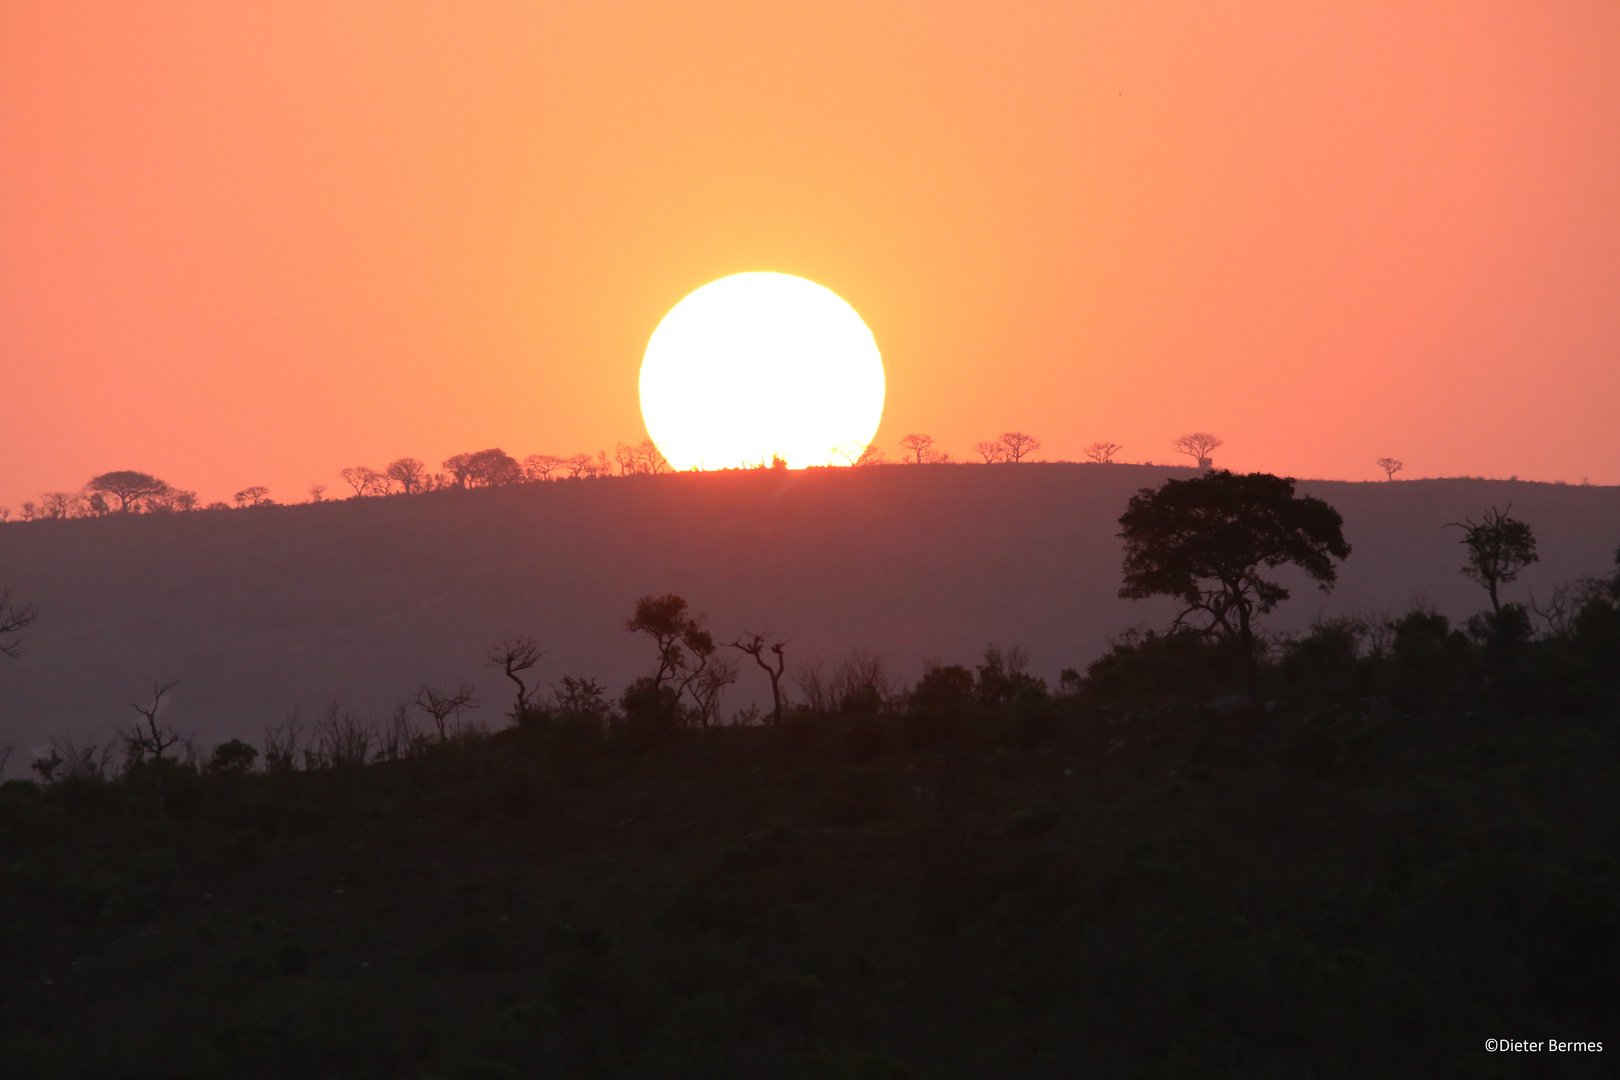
[0, 588, 38, 658]
[339, 466, 386, 497]
[684, 652, 738, 726]
[523, 454, 561, 482]
[625, 595, 709, 689]
[1119, 470, 1351, 699]
[441, 453, 475, 488]
[127, 679, 183, 816]
[613, 443, 638, 475]
[469, 448, 523, 486]
[614, 441, 672, 476]
[128, 679, 182, 762]
[1451, 505, 1538, 615]
[1172, 433, 1223, 470]
[563, 453, 592, 479]
[1376, 457, 1404, 481]
[900, 434, 949, 464]
[385, 457, 430, 494]
[973, 441, 1004, 463]
[209, 739, 258, 773]
[308, 484, 327, 502]
[639, 440, 672, 474]
[855, 445, 886, 466]
[415, 682, 478, 741]
[999, 431, 1041, 463]
[38, 492, 83, 520]
[233, 485, 271, 508]
[730, 633, 788, 724]
[488, 636, 545, 720]
[150, 487, 199, 512]
[86, 470, 169, 513]
[1086, 441, 1123, 464]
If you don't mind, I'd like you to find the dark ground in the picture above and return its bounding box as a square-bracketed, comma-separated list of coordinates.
[3, 648, 1616, 1078]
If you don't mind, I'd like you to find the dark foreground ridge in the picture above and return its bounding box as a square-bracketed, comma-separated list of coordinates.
[3, 612, 1618, 1078]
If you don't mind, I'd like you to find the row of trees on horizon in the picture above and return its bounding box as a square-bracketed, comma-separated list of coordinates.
[5, 430, 1490, 522]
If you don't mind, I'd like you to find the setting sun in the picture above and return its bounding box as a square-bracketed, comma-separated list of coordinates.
[638, 273, 885, 470]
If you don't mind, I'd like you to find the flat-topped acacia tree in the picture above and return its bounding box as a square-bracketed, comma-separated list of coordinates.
[1117, 470, 1351, 700]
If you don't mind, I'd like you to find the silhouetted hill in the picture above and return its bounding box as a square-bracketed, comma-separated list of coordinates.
[2, 465, 1618, 754]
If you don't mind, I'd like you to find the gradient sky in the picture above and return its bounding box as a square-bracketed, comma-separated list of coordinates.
[3, 1, 1618, 508]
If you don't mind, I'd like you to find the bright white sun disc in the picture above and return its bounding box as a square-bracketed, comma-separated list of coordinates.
[639, 273, 885, 470]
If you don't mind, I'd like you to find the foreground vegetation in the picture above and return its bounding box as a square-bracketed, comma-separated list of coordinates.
[3, 598, 1618, 1077]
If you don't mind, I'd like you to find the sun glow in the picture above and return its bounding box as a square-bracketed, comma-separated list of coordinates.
[639, 273, 885, 470]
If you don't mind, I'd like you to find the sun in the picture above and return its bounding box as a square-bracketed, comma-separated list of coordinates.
[639, 273, 885, 471]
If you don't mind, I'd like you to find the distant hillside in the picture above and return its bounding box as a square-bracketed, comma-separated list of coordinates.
[2, 465, 1618, 754]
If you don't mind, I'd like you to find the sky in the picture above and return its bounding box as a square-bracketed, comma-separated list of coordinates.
[3, 1, 1619, 508]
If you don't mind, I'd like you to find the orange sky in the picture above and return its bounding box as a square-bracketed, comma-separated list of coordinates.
[3, 1, 1619, 508]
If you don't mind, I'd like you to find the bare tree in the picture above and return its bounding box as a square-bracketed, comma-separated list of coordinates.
[1085, 441, 1123, 464]
[150, 487, 200, 512]
[339, 466, 386, 497]
[900, 433, 949, 464]
[39, 492, 85, 519]
[263, 706, 307, 772]
[376, 700, 427, 762]
[385, 457, 430, 494]
[999, 431, 1041, 463]
[523, 454, 562, 482]
[415, 682, 478, 741]
[308, 483, 328, 502]
[1172, 433, 1223, 469]
[86, 470, 170, 513]
[0, 588, 39, 658]
[128, 679, 183, 762]
[1376, 457, 1404, 481]
[563, 453, 592, 479]
[973, 440, 1004, 464]
[314, 701, 374, 767]
[0, 507, 9, 522]
[19, 502, 37, 522]
[488, 636, 545, 720]
[730, 633, 788, 724]
[127, 679, 182, 816]
[233, 485, 272, 508]
[685, 653, 739, 727]
[638, 440, 672, 474]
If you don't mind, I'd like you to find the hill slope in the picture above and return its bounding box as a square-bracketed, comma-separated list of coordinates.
[2, 465, 1618, 752]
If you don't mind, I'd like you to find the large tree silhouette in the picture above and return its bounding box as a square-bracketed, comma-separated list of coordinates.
[1118, 470, 1350, 698]
[86, 470, 169, 513]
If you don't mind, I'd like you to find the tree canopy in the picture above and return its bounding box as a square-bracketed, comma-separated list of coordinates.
[1118, 470, 1351, 689]
[85, 470, 170, 512]
[1451, 505, 1538, 614]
